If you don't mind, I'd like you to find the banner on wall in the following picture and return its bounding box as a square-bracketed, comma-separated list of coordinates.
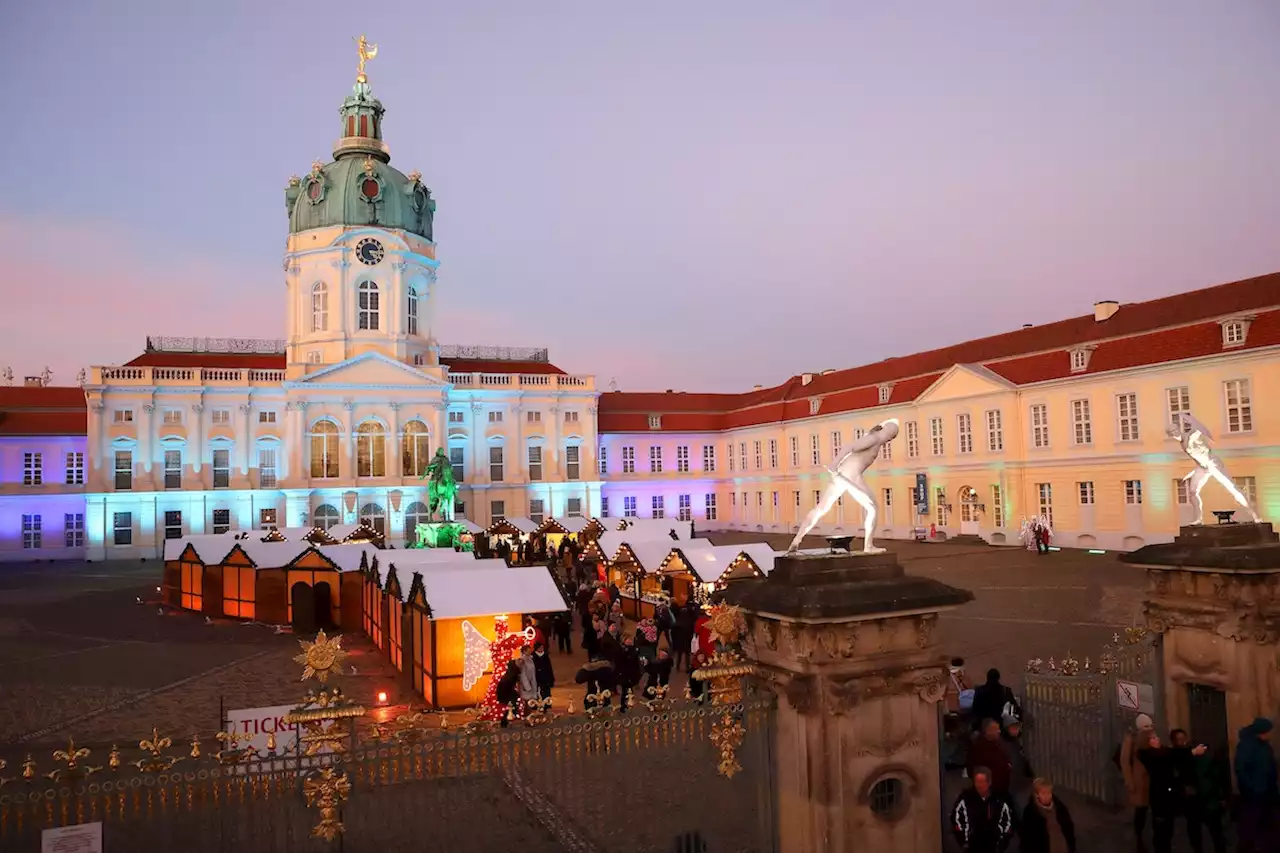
[914, 473, 929, 515]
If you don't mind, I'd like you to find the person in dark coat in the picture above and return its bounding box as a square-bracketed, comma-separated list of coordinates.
[495, 661, 521, 727]
[613, 637, 643, 712]
[574, 657, 616, 710]
[1190, 740, 1229, 853]
[673, 602, 697, 672]
[1234, 717, 1279, 853]
[968, 719, 1014, 801]
[1168, 729, 1220, 853]
[950, 766, 1014, 853]
[971, 668, 1020, 732]
[552, 611, 572, 654]
[1138, 732, 1195, 853]
[643, 649, 674, 700]
[1019, 778, 1076, 853]
[531, 643, 555, 699]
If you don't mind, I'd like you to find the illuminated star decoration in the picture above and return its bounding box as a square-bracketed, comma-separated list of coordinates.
[294, 630, 349, 684]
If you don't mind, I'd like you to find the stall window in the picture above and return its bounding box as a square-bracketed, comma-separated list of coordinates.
[181, 561, 203, 610]
[223, 565, 257, 619]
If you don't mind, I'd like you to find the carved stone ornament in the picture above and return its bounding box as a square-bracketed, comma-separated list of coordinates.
[431, 401, 448, 412]
[298, 401, 310, 410]
[240, 404, 251, 414]
[779, 674, 820, 715]
[90, 402, 105, 412]
[761, 620, 778, 651]
[191, 404, 204, 414]
[587, 406, 597, 416]
[917, 673, 946, 704]
[330, 258, 351, 270]
[915, 614, 937, 649]
[470, 402, 483, 414]
[142, 404, 155, 414]
[343, 401, 356, 411]
[387, 402, 400, 410]
[392, 261, 408, 272]
[1154, 572, 1170, 596]
[1212, 574, 1228, 601]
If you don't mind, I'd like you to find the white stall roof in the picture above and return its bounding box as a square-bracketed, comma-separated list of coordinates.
[278, 527, 314, 541]
[614, 518, 688, 542]
[551, 516, 596, 534]
[232, 540, 313, 569]
[164, 534, 239, 562]
[672, 544, 749, 583]
[317, 543, 380, 573]
[496, 517, 540, 535]
[327, 524, 358, 541]
[616, 539, 681, 573]
[454, 519, 484, 534]
[735, 543, 782, 575]
[418, 565, 568, 618]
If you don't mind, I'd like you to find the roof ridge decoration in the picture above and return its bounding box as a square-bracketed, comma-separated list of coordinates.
[146, 336, 287, 354]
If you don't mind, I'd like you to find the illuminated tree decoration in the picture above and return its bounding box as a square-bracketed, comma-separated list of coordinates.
[460, 615, 535, 722]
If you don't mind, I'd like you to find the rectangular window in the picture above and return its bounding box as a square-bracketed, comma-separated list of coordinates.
[490, 500, 506, 523]
[113, 409, 133, 424]
[487, 410, 503, 424]
[489, 446, 504, 482]
[1224, 379, 1253, 433]
[678, 494, 691, 522]
[830, 431, 842, 461]
[880, 439, 892, 461]
[648, 415, 662, 430]
[448, 410, 465, 424]
[810, 434, 820, 466]
[882, 488, 892, 507]
[622, 446, 635, 474]
[258, 447, 277, 489]
[600, 496, 610, 518]
[991, 485, 1004, 528]
[929, 417, 944, 455]
[307, 350, 323, 365]
[957, 414, 973, 454]
[704, 493, 717, 521]
[526, 410, 541, 424]
[1031, 404, 1049, 448]
[1175, 479, 1189, 505]
[793, 490, 801, 508]
[1071, 399, 1092, 445]
[753, 440, 762, 469]
[677, 445, 690, 473]
[565, 411, 579, 424]
[212, 448, 231, 489]
[906, 421, 919, 458]
[702, 445, 716, 472]
[1116, 393, 1139, 441]
[652, 495, 665, 519]
[728, 441, 735, 473]
[65, 452, 84, 485]
[985, 410, 1003, 452]
[163, 408, 183, 425]
[623, 496, 637, 518]
[114, 450, 132, 490]
[258, 411, 277, 424]
[1078, 481, 1095, 505]
[566, 497, 583, 517]
[212, 509, 231, 535]
[22, 514, 40, 549]
[768, 439, 778, 469]
[771, 490, 778, 522]
[649, 446, 663, 474]
[1166, 386, 1191, 428]
[164, 450, 182, 489]
[739, 442, 748, 471]
[598, 445, 608, 475]
[935, 487, 948, 527]
[528, 445, 543, 481]
[164, 510, 183, 540]
[1036, 483, 1054, 527]
[1235, 476, 1257, 505]
[211, 409, 230, 425]
[529, 499, 545, 524]
[566, 446, 580, 480]
[1124, 480, 1143, 505]
[259, 508, 277, 528]
[113, 511, 132, 545]
[64, 513, 84, 548]
[789, 436, 799, 467]
[22, 452, 42, 486]
[449, 446, 465, 482]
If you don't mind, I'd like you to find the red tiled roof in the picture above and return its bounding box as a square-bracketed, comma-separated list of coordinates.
[600, 271, 1280, 433]
[126, 352, 287, 369]
[441, 358, 566, 375]
[0, 386, 88, 436]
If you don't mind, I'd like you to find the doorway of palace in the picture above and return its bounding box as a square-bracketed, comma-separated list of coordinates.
[958, 486, 981, 535]
[1187, 683, 1230, 756]
[314, 581, 334, 630]
[291, 582, 316, 634]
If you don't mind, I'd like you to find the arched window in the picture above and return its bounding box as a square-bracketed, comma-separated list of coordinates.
[310, 421, 339, 479]
[360, 502, 386, 536]
[357, 281, 380, 330]
[311, 282, 328, 332]
[356, 421, 386, 478]
[401, 420, 430, 477]
[404, 501, 429, 540]
[406, 288, 419, 336]
[313, 504, 340, 531]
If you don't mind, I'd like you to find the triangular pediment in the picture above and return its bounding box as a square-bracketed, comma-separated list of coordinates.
[289, 352, 448, 389]
[915, 363, 1015, 405]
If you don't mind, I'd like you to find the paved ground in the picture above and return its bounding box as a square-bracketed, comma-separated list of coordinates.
[0, 536, 1186, 850]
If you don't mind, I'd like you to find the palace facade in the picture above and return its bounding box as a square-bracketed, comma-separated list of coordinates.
[0, 65, 1277, 561]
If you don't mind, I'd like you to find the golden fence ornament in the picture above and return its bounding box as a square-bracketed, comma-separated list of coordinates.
[135, 729, 181, 773]
[47, 738, 99, 783]
[302, 767, 351, 842]
[691, 603, 755, 779]
[294, 631, 349, 683]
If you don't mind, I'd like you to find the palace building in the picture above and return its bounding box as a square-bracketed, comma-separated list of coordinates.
[0, 64, 1277, 561]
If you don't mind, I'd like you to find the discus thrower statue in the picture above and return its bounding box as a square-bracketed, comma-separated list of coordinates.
[1167, 411, 1261, 525]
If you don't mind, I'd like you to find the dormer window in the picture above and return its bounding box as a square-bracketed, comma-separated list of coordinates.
[809, 398, 821, 416]
[1069, 348, 1093, 373]
[647, 414, 662, 430]
[877, 383, 894, 405]
[1220, 317, 1252, 348]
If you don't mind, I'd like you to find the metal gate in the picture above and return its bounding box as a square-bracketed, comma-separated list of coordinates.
[1021, 629, 1163, 805]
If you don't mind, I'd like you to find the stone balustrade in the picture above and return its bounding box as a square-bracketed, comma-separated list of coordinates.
[94, 366, 287, 386]
[446, 371, 594, 391]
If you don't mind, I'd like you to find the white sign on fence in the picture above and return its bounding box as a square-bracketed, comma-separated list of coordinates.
[42, 821, 103, 853]
[1116, 680, 1155, 714]
[224, 703, 301, 754]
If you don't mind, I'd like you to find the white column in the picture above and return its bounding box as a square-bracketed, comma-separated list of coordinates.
[140, 403, 155, 478]
[190, 402, 205, 475]
[240, 403, 254, 475]
[548, 404, 561, 479]
[387, 402, 400, 479]
[343, 401, 356, 478]
[512, 404, 524, 486]
[296, 401, 311, 486]
[88, 401, 105, 476]
[470, 402, 485, 485]
[585, 405, 598, 482]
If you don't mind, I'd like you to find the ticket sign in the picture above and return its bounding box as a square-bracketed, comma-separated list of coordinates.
[42, 821, 102, 853]
[224, 704, 300, 754]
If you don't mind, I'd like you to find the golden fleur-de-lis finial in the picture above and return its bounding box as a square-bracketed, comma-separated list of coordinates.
[22, 755, 36, 780]
[190, 734, 201, 759]
[108, 745, 121, 769]
[267, 731, 277, 751]
[294, 630, 349, 683]
[139, 728, 171, 756]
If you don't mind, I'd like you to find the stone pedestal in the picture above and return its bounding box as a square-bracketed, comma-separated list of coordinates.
[723, 552, 972, 853]
[1122, 523, 1280, 759]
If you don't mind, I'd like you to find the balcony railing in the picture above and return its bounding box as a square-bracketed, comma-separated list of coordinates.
[446, 372, 595, 391]
[95, 367, 286, 386]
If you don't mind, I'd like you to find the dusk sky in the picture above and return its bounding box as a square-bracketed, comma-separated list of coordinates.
[2, 2, 1278, 392]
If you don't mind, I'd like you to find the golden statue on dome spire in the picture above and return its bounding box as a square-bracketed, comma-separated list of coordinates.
[354, 35, 378, 82]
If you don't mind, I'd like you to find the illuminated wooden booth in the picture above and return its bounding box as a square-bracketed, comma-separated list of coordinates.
[361, 558, 569, 709]
[162, 537, 377, 633]
[608, 539, 701, 620]
[657, 543, 779, 606]
[535, 516, 605, 549]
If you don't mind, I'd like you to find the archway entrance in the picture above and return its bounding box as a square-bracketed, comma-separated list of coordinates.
[314, 581, 334, 630]
[291, 582, 316, 634]
[958, 486, 981, 536]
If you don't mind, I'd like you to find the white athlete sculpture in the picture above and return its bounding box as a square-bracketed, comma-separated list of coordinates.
[787, 418, 899, 554]
[1167, 412, 1261, 525]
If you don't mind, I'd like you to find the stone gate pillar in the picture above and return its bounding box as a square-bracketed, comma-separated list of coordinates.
[723, 551, 972, 853]
[1123, 523, 1280, 760]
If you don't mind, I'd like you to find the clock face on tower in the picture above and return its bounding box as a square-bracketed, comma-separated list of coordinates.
[355, 238, 384, 266]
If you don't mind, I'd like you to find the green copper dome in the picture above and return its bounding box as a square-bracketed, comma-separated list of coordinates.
[285, 77, 435, 240]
